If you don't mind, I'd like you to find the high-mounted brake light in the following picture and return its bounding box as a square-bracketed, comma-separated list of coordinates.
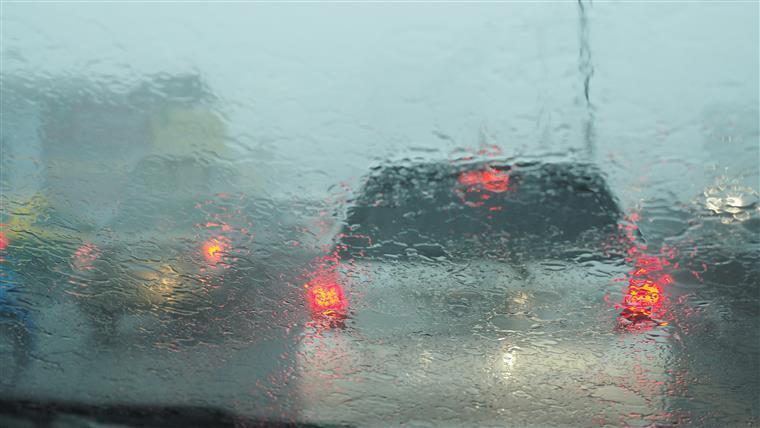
[458, 168, 510, 193]
[456, 167, 512, 208]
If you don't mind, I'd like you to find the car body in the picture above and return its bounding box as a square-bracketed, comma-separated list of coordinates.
[294, 159, 676, 426]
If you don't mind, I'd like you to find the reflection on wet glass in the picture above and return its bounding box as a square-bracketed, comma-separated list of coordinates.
[703, 173, 759, 224]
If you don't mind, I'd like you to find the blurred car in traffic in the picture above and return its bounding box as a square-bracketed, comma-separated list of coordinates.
[2, 73, 260, 347]
[295, 159, 678, 426]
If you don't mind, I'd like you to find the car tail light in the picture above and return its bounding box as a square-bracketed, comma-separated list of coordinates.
[305, 271, 347, 318]
[619, 254, 674, 326]
[615, 213, 674, 328]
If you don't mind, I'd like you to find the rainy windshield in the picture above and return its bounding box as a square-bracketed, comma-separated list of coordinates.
[1, 3, 758, 427]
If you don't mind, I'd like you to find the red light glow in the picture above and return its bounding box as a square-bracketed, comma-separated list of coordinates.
[615, 213, 675, 328]
[194, 194, 256, 272]
[306, 274, 347, 317]
[72, 243, 100, 271]
[458, 169, 510, 193]
[202, 237, 230, 265]
[621, 275, 667, 323]
[0, 224, 8, 252]
[456, 167, 512, 207]
[304, 251, 349, 319]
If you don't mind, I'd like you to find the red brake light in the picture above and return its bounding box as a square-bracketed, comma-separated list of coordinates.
[623, 278, 663, 319]
[615, 213, 674, 328]
[305, 272, 347, 318]
[618, 255, 673, 326]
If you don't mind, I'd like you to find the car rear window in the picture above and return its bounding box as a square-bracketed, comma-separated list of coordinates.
[340, 161, 623, 259]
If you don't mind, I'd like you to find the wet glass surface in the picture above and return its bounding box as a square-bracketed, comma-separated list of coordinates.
[1, 3, 758, 427]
